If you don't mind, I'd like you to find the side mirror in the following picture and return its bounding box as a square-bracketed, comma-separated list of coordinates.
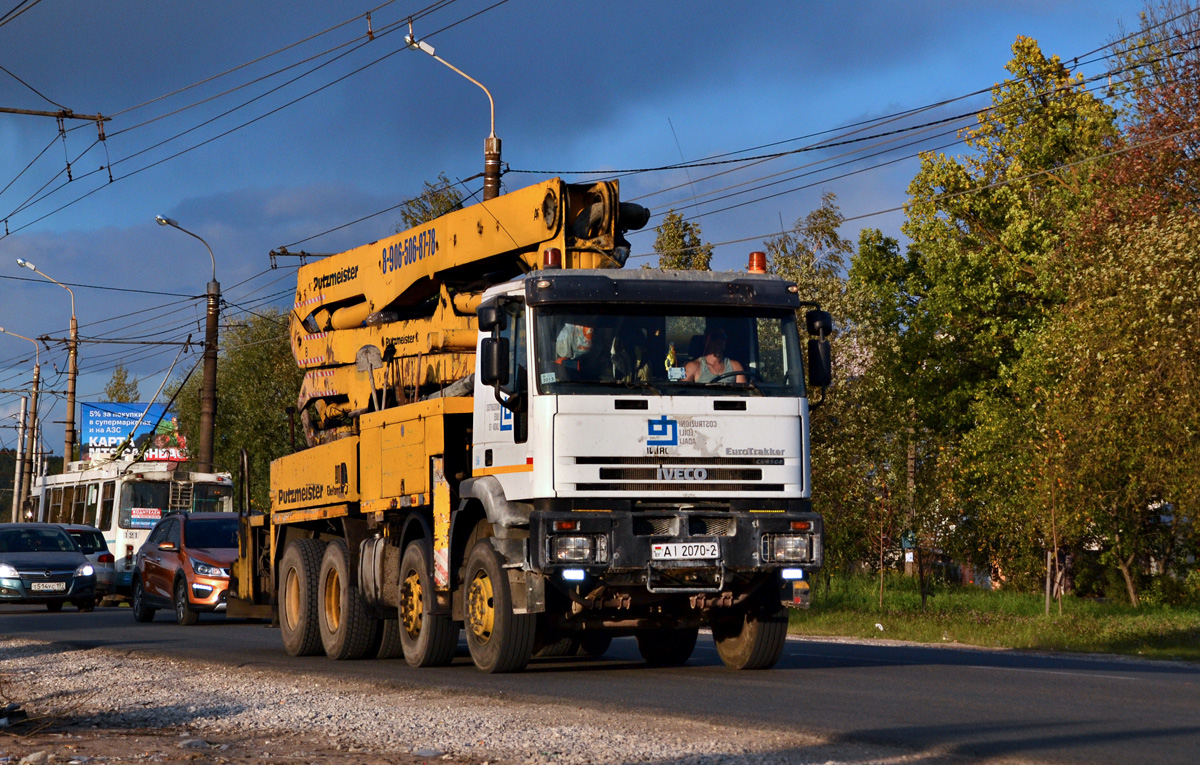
[157, 542, 179, 553]
[808, 339, 832, 389]
[477, 304, 506, 333]
[480, 337, 509, 386]
[805, 309, 833, 337]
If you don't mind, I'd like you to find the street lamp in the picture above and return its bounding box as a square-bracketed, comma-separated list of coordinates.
[0, 326, 40, 522]
[16, 258, 78, 468]
[404, 26, 501, 200]
[156, 215, 219, 473]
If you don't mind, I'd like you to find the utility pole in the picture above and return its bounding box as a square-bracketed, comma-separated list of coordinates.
[17, 259, 78, 467]
[404, 26, 502, 200]
[11, 396, 27, 523]
[156, 216, 219, 473]
[0, 327, 40, 519]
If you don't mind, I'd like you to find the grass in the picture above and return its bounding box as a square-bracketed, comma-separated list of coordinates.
[789, 573, 1200, 662]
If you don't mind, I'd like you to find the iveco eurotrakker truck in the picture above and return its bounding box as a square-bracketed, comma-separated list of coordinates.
[230, 177, 832, 672]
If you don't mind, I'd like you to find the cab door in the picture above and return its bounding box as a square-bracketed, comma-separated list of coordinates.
[473, 297, 534, 496]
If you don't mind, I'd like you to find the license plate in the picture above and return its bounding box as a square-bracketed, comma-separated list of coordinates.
[651, 541, 719, 560]
[30, 581, 66, 592]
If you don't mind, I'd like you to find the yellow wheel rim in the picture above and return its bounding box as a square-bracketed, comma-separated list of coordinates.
[283, 568, 300, 631]
[466, 568, 495, 644]
[323, 567, 341, 633]
[400, 570, 423, 639]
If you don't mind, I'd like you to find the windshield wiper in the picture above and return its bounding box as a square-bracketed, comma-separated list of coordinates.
[569, 379, 663, 395]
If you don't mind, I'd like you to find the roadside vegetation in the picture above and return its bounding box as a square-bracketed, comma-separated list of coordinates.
[790, 574, 1200, 662]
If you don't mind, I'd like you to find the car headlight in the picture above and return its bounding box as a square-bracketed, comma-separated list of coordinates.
[0, 562, 18, 578]
[191, 559, 229, 578]
[76, 563, 95, 577]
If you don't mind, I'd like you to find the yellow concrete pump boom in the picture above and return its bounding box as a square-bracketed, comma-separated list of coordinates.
[289, 178, 649, 444]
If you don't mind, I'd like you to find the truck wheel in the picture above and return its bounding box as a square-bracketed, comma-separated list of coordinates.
[279, 539, 324, 656]
[372, 617, 404, 660]
[174, 578, 199, 626]
[131, 576, 156, 622]
[318, 539, 374, 660]
[713, 591, 789, 670]
[577, 632, 613, 658]
[636, 627, 698, 667]
[463, 540, 535, 673]
[398, 541, 458, 667]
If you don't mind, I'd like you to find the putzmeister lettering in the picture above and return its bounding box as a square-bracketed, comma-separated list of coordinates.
[277, 484, 323, 505]
[311, 266, 359, 292]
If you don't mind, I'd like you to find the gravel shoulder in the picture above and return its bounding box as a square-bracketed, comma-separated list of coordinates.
[0, 636, 985, 765]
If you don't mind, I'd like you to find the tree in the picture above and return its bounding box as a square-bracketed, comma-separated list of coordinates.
[103, 364, 139, 403]
[396, 172, 465, 231]
[173, 310, 303, 510]
[653, 210, 713, 270]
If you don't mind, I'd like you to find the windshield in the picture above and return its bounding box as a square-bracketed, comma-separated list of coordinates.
[194, 484, 233, 512]
[67, 529, 106, 554]
[534, 305, 805, 397]
[184, 518, 238, 549]
[118, 480, 233, 528]
[0, 527, 76, 554]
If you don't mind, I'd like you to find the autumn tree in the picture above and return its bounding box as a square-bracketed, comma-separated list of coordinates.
[103, 364, 139, 403]
[396, 172, 465, 230]
[653, 210, 713, 270]
[173, 310, 303, 510]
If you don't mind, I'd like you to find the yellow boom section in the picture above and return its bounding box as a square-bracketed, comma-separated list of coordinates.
[287, 178, 644, 444]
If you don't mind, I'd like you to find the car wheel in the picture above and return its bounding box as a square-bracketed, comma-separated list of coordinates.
[132, 576, 156, 622]
[174, 577, 199, 626]
[45, 601, 64, 613]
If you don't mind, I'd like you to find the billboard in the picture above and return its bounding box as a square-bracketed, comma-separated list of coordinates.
[81, 402, 188, 462]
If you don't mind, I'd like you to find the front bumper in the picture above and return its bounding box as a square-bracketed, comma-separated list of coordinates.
[530, 503, 822, 592]
[0, 574, 96, 604]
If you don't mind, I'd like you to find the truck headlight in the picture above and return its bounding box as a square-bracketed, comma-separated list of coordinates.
[550, 535, 608, 563]
[769, 535, 810, 563]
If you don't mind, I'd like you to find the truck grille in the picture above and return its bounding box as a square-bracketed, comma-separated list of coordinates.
[576, 483, 783, 492]
[576, 456, 784, 466]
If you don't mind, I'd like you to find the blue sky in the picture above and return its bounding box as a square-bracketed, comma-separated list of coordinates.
[0, 0, 1151, 456]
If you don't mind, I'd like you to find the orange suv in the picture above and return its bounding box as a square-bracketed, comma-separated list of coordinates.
[131, 512, 238, 625]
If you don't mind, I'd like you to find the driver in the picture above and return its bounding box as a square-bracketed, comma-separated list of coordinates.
[684, 328, 745, 383]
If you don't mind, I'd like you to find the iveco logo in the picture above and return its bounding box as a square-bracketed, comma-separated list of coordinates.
[656, 467, 708, 481]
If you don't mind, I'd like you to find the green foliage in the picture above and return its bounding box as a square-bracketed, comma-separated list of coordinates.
[797, 573, 1200, 660]
[396, 172, 465, 231]
[173, 310, 303, 510]
[653, 210, 713, 270]
[103, 364, 139, 403]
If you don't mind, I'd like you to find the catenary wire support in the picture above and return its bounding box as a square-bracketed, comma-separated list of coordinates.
[57, 115, 72, 181]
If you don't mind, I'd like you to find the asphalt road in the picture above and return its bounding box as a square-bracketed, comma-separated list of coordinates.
[3, 604, 1198, 764]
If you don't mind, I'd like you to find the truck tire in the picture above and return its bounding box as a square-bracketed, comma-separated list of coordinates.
[131, 576, 156, 622]
[463, 540, 535, 673]
[318, 539, 375, 660]
[279, 539, 324, 656]
[636, 627, 698, 667]
[577, 632, 613, 658]
[372, 617, 404, 660]
[712, 590, 789, 670]
[398, 541, 458, 667]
